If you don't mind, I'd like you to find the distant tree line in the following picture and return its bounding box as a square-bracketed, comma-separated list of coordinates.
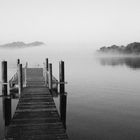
[98, 42, 140, 54]
[0, 41, 45, 48]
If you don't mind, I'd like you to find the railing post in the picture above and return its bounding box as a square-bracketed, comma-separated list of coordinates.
[46, 58, 49, 71]
[17, 59, 20, 66]
[45, 58, 49, 86]
[1, 61, 8, 96]
[18, 64, 23, 94]
[43, 62, 45, 78]
[59, 61, 65, 93]
[48, 63, 52, 90]
[59, 61, 67, 128]
[24, 62, 28, 87]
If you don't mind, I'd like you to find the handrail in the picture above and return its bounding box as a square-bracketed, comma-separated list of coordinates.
[8, 72, 18, 88]
[43, 69, 67, 84]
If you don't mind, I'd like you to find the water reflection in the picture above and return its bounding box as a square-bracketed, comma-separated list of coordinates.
[52, 88, 67, 129]
[98, 57, 140, 69]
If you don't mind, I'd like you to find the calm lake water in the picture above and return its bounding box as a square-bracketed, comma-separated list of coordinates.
[0, 46, 140, 140]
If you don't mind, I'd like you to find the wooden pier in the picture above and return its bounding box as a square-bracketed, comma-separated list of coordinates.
[2, 59, 68, 140]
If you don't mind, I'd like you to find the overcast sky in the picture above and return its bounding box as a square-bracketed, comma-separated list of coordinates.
[0, 0, 140, 49]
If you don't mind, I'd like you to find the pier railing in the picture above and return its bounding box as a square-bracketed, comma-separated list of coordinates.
[9, 72, 18, 88]
[1, 58, 67, 128]
[1, 59, 28, 97]
[43, 59, 59, 92]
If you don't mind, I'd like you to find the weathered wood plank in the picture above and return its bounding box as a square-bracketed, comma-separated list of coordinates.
[6, 68, 68, 140]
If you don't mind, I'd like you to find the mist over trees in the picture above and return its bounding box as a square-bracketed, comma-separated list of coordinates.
[98, 42, 140, 54]
[0, 41, 45, 48]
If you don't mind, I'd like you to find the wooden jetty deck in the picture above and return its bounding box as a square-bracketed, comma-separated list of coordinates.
[5, 67, 68, 140]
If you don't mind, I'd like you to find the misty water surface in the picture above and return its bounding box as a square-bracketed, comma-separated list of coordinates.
[0, 46, 140, 140]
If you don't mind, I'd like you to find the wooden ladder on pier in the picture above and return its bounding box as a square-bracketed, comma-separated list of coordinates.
[5, 68, 68, 140]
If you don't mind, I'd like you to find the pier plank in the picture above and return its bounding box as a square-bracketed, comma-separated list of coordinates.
[6, 68, 68, 140]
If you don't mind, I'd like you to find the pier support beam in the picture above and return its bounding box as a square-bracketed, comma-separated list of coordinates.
[60, 93, 67, 129]
[46, 58, 49, 71]
[17, 59, 20, 66]
[59, 61, 65, 93]
[45, 58, 49, 86]
[18, 64, 23, 94]
[3, 97, 11, 126]
[24, 62, 28, 87]
[48, 63, 52, 90]
[59, 61, 67, 128]
[2, 61, 8, 96]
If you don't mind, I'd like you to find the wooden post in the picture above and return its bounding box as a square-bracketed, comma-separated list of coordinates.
[18, 64, 23, 94]
[46, 58, 49, 71]
[59, 61, 65, 93]
[17, 59, 20, 66]
[43, 62, 45, 78]
[24, 62, 28, 87]
[20, 64, 23, 91]
[48, 63, 52, 90]
[45, 58, 49, 86]
[3, 97, 11, 126]
[60, 94, 67, 129]
[2, 61, 8, 96]
[59, 61, 67, 128]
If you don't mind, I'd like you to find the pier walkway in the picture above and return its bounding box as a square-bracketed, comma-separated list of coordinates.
[5, 68, 68, 140]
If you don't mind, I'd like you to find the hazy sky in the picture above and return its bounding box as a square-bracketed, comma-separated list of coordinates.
[0, 0, 140, 49]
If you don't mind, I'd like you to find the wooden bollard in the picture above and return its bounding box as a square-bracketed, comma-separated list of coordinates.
[3, 97, 11, 126]
[45, 58, 49, 86]
[24, 62, 28, 87]
[60, 94, 67, 129]
[2, 61, 8, 96]
[48, 63, 52, 90]
[46, 58, 49, 71]
[59, 61, 65, 93]
[20, 64, 23, 91]
[59, 61, 67, 128]
[46, 58, 49, 84]
[17, 59, 20, 66]
[18, 64, 23, 94]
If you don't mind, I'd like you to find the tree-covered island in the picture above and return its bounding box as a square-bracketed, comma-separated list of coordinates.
[98, 42, 140, 54]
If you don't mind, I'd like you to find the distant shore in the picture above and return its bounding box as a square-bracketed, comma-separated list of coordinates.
[98, 42, 140, 54]
[0, 41, 45, 48]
